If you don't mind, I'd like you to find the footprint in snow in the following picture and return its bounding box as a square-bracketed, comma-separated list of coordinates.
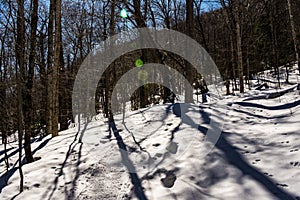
[280, 141, 290, 144]
[290, 162, 300, 167]
[161, 171, 177, 188]
[252, 159, 261, 165]
[276, 183, 288, 188]
[263, 172, 273, 177]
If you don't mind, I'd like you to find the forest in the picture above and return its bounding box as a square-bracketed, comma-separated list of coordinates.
[0, 0, 300, 197]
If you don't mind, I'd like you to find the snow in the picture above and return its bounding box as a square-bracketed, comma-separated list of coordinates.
[0, 65, 300, 200]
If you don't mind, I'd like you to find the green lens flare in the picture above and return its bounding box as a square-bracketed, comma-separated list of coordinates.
[138, 70, 148, 82]
[135, 59, 144, 68]
[120, 9, 128, 19]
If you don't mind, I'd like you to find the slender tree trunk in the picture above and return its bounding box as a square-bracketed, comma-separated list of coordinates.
[52, 0, 62, 137]
[230, 35, 238, 91]
[23, 0, 39, 163]
[234, 0, 244, 93]
[195, 0, 209, 51]
[246, 43, 251, 90]
[287, 0, 300, 76]
[46, 0, 55, 136]
[285, 64, 290, 83]
[17, 88, 24, 193]
[0, 33, 9, 178]
[16, 0, 25, 192]
[108, 0, 115, 122]
[220, 0, 238, 91]
[270, 0, 280, 88]
[131, 0, 149, 108]
[3, 131, 9, 184]
[39, 31, 47, 131]
[185, 0, 194, 102]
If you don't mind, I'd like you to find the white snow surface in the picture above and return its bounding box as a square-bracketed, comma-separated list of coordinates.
[0, 66, 300, 200]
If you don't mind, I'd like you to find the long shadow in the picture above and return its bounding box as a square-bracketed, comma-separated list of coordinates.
[31, 138, 52, 155]
[0, 135, 49, 165]
[143, 104, 210, 177]
[172, 103, 210, 134]
[215, 135, 295, 199]
[0, 160, 19, 193]
[109, 121, 148, 200]
[243, 84, 298, 101]
[171, 103, 297, 200]
[235, 99, 300, 110]
[43, 123, 88, 200]
[0, 137, 52, 193]
[231, 107, 292, 120]
[123, 122, 148, 154]
[0, 147, 14, 157]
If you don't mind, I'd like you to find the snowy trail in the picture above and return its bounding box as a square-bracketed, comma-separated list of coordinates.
[0, 89, 300, 200]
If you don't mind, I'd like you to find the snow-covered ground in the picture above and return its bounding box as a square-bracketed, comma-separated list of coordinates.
[0, 65, 300, 200]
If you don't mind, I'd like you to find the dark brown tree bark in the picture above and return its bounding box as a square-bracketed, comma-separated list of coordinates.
[16, 0, 25, 192]
[270, 0, 280, 88]
[234, 0, 244, 93]
[185, 0, 194, 102]
[287, 0, 300, 75]
[23, 0, 39, 163]
[108, 0, 116, 122]
[46, 0, 55, 136]
[52, 0, 62, 137]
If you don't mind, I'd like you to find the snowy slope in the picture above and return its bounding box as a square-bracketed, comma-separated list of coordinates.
[0, 65, 299, 200]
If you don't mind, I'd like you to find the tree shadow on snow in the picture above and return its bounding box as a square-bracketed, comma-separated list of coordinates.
[235, 99, 300, 111]
[42, 123, 88, 200]
[167, 103, 297, 200]
[109, 121, 148, 200]
[0, 137, 51, 194]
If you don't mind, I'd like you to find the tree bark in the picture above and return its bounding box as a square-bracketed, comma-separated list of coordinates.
[234, 0, 244, 93]
[23, 0, 39, 163]
[270, 0, 280, 88]
[287, 0, 300, 75]
[52, 0, 62, 137]
[185, 0, 194, 102]
[16, 0, 25, 192]
[46, 0, 55, 136]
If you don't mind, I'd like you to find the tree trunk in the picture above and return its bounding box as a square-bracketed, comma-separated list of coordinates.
[16, 0, 25, 192]
[234, 0, 244, 93]
[287, 0, 300, 76]
[185, 0, 194, 102]
[131, 0, 149, 108]
[23, 0, 39, 163]
[39, 31, 47, 131]
[270, 0, 280, 88]
[52, 0, 62, 137]
[109, 0, 115, 122]
[246, 43, 251, 90]
[46, 0, 55, 136]
[230, 35, 238, 91]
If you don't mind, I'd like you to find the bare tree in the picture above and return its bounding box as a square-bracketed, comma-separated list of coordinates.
[52, 0, 63, 137]
[233, 0, 244, 93]
[46, 0, 55, 136]
[23, 0, 39, 163]
[15, 0, 25, 192]
[185, 0, 194, 102]
[287, 0, 300, 77]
